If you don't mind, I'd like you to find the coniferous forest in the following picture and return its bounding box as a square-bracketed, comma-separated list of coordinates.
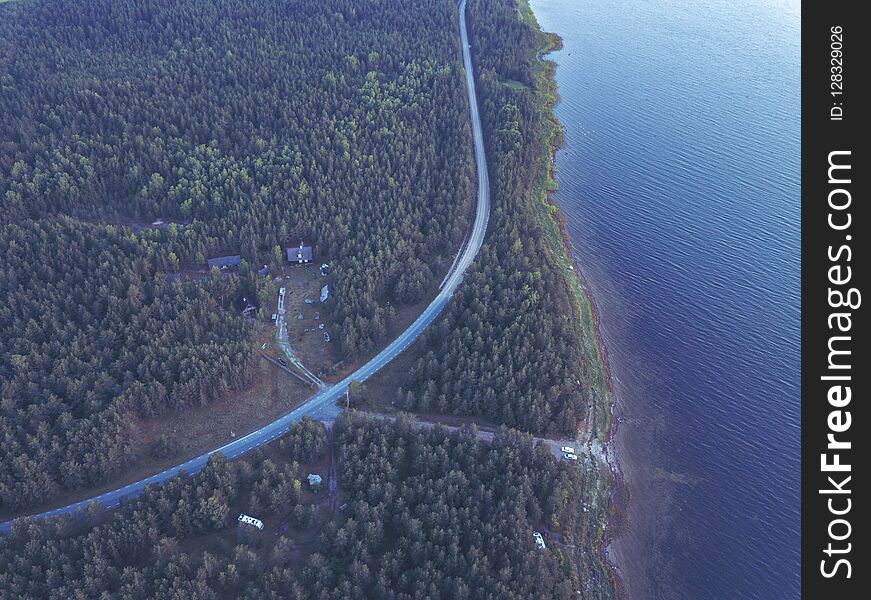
[1, 0, 473, 510]
[0, 415, 585, 599]
[0, 0, 605, 594]
[396, 0, 591, 434]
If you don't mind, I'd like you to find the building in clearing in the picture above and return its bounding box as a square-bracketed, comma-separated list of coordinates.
[208, 255, 241, 270]
[307, 474, 323, 490]
[286, 242, 313, 264]
[320, 284, 329, 303]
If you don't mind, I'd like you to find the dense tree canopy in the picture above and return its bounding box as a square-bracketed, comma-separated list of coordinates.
[0, 415, 584, 599]
[396, 0, 590, 434]
[286, 413, 584, 600]
[0, 0, 602, 594]
[0, 0, 473, 509]
[1, 0, 474, 358]
[0, 218, 254, 508]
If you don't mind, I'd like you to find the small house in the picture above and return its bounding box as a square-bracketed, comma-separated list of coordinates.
[258, 264, 269, 277]
[287, 242, 313, 264]
[320, 285, 329, 303]
[207, 255, 241, 270]
[307, 473, 323, 490]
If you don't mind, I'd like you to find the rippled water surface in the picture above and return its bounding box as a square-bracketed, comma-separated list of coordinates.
[528, 0, 800, 597]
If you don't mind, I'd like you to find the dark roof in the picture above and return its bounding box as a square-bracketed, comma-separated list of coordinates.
[208, 255, 241, 269]
[286, 245, 313, 262]
[258, 265, 270, 277]
[166, 273, 182, 283]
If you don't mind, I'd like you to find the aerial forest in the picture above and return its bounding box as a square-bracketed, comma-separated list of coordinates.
[0, 415, 585, 599]
[396, 0, 591, 434]
[0, 0, 600, 594]
[0, 0, 473, 510]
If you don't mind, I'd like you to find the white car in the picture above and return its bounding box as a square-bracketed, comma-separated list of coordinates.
[563, 453, 578, 461]
[560, 446, 575, 454]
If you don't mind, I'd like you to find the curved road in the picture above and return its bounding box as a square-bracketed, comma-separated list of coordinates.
[0, 0, 488, 534]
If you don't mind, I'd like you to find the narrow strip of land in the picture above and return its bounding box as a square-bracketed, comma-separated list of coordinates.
[0, 0, 488, 534]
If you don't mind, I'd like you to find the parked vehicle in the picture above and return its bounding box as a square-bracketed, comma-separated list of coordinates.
[278, 358, 288, 367]
[560, 446, 575, 454]
[323, 332, 331, 342]
[238, 514, 264, 530]
[563, 453, 578, 461]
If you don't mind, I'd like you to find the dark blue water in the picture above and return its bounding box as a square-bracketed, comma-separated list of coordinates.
[529, 0, 800, 598]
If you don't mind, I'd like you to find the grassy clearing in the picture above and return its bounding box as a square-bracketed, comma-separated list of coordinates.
[501, 78, 530, 91]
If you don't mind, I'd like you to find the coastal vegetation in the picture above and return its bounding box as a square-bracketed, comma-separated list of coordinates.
[389, 0, 616, 593]
[0, 0, 616, 595]
[394, 0, 608, 437]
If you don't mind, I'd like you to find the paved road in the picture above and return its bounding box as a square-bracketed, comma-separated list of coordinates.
[0, 0, 488, 534]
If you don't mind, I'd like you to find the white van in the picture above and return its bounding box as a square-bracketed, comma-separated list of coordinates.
[238, 514, 264, 530]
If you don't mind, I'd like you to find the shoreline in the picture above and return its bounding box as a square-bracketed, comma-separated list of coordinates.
[548, 135, 630, 600]
[519, 3, 626, 597]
